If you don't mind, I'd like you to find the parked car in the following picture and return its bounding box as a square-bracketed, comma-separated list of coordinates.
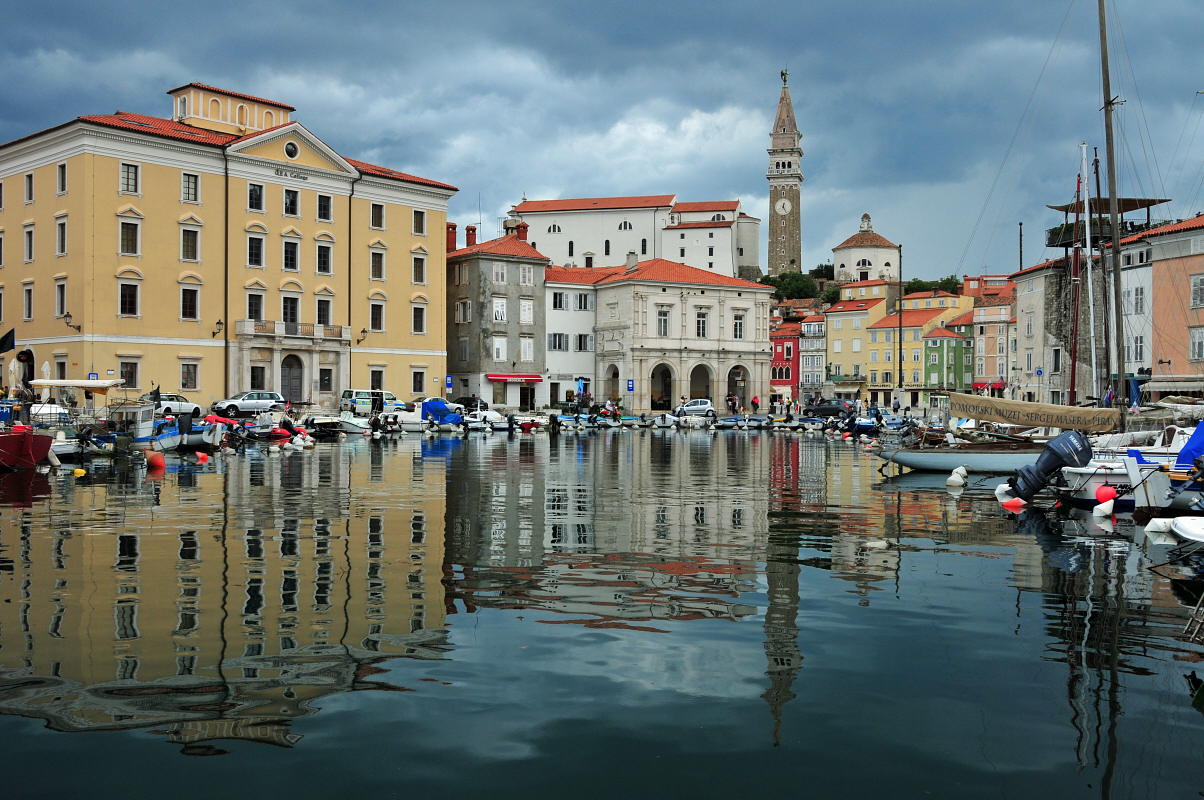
[804, 400, 852, 417]
[339, 389, 405, 414]
[452, 396, 489, 412]
[676, 398, 717, 417]
[211, 391, 286, 417]
[138, 392, 203, 418]
[411, 396, 464, 413]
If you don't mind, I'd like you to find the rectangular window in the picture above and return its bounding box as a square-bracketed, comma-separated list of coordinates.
[56, 218, 67, 255]
[521, 336, 534, 362]
[1192, 328, 1204, 361]
[852, 338, 862, 353]
[317, 298, 331, 325]
[493, 262, 506, 283]
[55, 281, 66, 317]
[247, 235, 264, 267]
[20, 226, 32, 261]
[120, 163, 139, 194]
[57, 163, 67, 194]
[411, 371, 424, 394]
[22, 286, 32, 320]
[412, 304, 426, 334]
[313, 244, 331, 274]
[870, 331, 878, 344]
[1051, 347, 1062, 373]
[119, 361, 139, 388]
[548, 333, 568, 351]
[657, 307, 670, 337]
[574, 334, 593, 352]
[458, 337, 468, 361]
[317, 194, 332, 221]
[282, 296, 299, 324]
[370, 302, 384, 331]
[283, 189, 299, 216]
[492, 335, 507, 361]
[370, 203, 384, 229]
[695, 310, 708, 338]
[119, 283, 139, 316]
[180, 363, 198, 391]
[250, 365, 266, 390]
[454, 299, 472, 323]
[413, 209, 426, 235]
[1134, 334, 1145, 362]
[493, 297, 507, 322]
[520, 298, 534, 324]
[679, 248, 686, 258]
[180, 287, 199, 320]
[283, 240, 299, 271]
[247, 293, 263, 321]
[733, 312, 745, 340]
[0, 232, 5, 267]
[181, 172, 198, 202]
[370, 369, 384, 391]
[247, 183, 264, 211]
[319, 368, 333, 392]
[576, 293, 592, 311]
[181, 228, 199, 261]
[870, 371, 878, 384]
[412, 255, 425, 284]
[520, 265, 534, 286]
[552, 291, 566, 310]
[119, 221, 139, 256]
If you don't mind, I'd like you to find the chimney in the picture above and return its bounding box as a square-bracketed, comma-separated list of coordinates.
[466, 225, 477, 247]
[446, 222, 457, 253]
[625, 251, 638, 272]
[516, 222, 529, 241]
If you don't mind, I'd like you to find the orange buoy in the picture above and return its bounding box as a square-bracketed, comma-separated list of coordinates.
[195, 452, 209, 464]
[145, 450, 166, 468]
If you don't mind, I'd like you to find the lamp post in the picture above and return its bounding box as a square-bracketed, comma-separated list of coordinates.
[62, 312, 81, 332]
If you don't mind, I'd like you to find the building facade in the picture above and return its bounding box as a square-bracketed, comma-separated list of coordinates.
[824, 280, 898, 400]
[446, 222, 550, 410]
[1144, 216, 1204, 398]
[832, 214, 900, 284]
[0, 83, 455, 406]
[970, 294, 1015, 397]
[922, 327, 974, 397]
[799, 314, 826, 396]
[767, 72, 803, 277]
[769, 321, 800, 406]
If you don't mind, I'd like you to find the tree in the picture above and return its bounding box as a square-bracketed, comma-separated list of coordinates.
[759, 271, 818, 301]
[904, 274, 962, 295]
[820, 285, 841, 305]
[809, 262, 834, 280]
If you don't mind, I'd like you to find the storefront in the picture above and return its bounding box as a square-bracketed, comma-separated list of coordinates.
[485, 373, 544, 411]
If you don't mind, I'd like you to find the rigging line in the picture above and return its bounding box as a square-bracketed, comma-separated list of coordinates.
[1170, 93, 1204, 205]
[956, 0, 1079, 274]
[1109, 0, 1166, 204]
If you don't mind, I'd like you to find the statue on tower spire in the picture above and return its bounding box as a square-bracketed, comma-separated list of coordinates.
[781, 68, 788, 85]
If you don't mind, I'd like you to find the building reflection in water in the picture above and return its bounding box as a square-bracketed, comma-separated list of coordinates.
[0, 438, 448, 752]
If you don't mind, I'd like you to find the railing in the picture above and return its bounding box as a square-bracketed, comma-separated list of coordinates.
[236, 319, 351, 340]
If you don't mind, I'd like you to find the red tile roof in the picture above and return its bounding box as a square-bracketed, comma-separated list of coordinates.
[868, 308, 945, 329]
[449, 233, 548, 261]
[771, 322, 802, 338]
[840, 279, 896, 288]
[167, 82, 296, 111]
[974, 293, 1014, 307]
[672, 201, 739, 213]
[663, 220, 734, 230]
[544, 265, 617, 285]
[834, 230, 898, 249]
[68, 112, 457, 190]
[924, 327, 963, 339]
[1120, 214, 1204, 244]
[548, 258, 770, 289]
[1010, 257, 1064, 279]
[902, 290, 958, 299]
[826, 298, 885, 313]
[344, 158, 458, 191]
[946, 310, 975, 327]
[514, 195, 675, 213]
[802, 314, 825, 323]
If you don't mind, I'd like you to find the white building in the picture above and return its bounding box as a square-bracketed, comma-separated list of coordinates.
[833, 214, 900, 284]
[799, 314, 826, 392]
[545, 270, 599, 406]
[1119, 238, 1153, 379]
[511, 195, 761, 280]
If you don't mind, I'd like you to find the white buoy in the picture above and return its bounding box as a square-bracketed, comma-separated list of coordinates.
[953, 465, 969, 478]
[1092, 499, 1115, 517]
[1144, 518, 1173, 533]
[946, 470, 966, 488]
[269, 445, 280, 454]
[45, 450, 61, 468]
[994, 483, 1013, 501]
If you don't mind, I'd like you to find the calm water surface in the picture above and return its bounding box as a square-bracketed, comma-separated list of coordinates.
[1, 431, 1203, 799]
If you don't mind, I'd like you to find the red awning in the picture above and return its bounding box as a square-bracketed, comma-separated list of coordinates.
[486, 374, 544, 383]
[972, 381, 1006, 389]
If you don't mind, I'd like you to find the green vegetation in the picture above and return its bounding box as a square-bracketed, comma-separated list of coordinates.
[904, 274, 960, 295]
[759, 271, 818, 300]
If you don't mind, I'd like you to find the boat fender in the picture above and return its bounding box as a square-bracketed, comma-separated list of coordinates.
[145, 450, 166, 468]
[994, 483, 1014, 501]
[1001, 497, 1026, 512]
[1144, 518, 1173, 533]
[72, 467, 86, 477]
[1092, 499, 1115, 517]
[945, 470, 966, 488]
[45, 450, 61, 468]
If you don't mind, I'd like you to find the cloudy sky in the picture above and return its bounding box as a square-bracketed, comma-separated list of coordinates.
[3, 0, 1201, 279]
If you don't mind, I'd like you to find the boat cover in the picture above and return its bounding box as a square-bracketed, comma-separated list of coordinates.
[1174, 424, 1204, 471]
[421, 399, 464, 426]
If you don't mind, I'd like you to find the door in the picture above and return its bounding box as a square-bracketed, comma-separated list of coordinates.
[281, 355, 304, 403]
[519, 385, 535, 411]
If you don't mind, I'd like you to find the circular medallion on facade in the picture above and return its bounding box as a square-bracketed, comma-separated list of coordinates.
[284, 142, 299, 159]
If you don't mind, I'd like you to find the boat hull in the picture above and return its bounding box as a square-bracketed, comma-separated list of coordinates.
[0, 430, 54, 469]
[876, 448, 1043, 473]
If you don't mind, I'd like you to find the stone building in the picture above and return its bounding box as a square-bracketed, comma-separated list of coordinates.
[833, 214, 900, 284]
[767, 72, 803, 277]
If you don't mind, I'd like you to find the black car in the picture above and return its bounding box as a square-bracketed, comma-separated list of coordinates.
[452, 396, 488, 412]
[804, 401, 851, 417]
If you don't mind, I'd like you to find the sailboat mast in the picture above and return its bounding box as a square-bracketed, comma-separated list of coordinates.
[1081, 142, 1099, 401]
[1098, 0, 1127, 424]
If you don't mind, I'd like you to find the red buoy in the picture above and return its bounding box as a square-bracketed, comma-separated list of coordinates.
[1095, 484, 1118, 503]
[1001, 497, 1026, 512]
[145, 450, 166, 469]
[195, 452, 209, 465]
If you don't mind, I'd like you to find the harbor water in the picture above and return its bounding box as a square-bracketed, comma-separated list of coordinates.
[1, 431, 1202, 798]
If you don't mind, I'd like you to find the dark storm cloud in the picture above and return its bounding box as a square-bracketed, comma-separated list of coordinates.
[2, 0, 1200, 276]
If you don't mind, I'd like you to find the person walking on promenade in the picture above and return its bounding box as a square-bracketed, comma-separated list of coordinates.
[751, 395, 760, 414]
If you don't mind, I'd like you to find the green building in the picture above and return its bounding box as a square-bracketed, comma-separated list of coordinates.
[922, 326, 975, 397]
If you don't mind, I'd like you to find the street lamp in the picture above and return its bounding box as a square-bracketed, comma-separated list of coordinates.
[210, 319, 225, 338]
[62, 312, 81, 332]
[356, 328, 369, 345]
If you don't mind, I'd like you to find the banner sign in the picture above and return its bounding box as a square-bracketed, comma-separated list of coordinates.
[947, 392, 1120, 433]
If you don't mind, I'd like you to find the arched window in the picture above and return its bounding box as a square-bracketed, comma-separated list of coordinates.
[640, 238, 647, 255]
[236, 104, 248, 126]
[711, 213, 726, 222]
[263, 110, 275, 128]
[547, 223, 561, 233]
[604, 240, 610, 256]
[177, 96, 188, 119]
[618, 221, 632, 231]
[883, 261, 891, 267]
[209, 98, 221, 119]
[568, 241, 574, 257]
[856, 258, 872, 267]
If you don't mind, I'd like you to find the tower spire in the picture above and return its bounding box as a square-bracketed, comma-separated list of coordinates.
[766, 73, 803, 276]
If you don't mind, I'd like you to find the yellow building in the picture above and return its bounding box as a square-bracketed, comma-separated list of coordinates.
[864, 290, 972, 407]
[823, 280, 898, 400]
[0, 83, 456, 406]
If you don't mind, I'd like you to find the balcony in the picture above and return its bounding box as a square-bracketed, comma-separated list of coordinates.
[1045, 218, 1173, 249]
[236, 319, 351, 341]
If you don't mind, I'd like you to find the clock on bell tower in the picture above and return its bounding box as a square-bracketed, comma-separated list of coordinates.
[767, 70, 803, 277]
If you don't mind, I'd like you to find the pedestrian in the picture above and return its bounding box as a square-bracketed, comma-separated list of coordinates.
[892, 396, 901, 414]
[751, 395, 760, 414]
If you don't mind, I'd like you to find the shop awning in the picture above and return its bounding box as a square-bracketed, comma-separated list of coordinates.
[486, 374, 543, 383]
[1142, 380, 1204, 393]
[972, 381, 1006, 390]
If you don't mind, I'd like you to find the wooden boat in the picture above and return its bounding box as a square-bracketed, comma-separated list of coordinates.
[0, 427, 54, 469]
[876, 443, 1046, 473]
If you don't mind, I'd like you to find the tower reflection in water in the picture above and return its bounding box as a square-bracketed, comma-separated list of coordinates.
[0, 438, 448, 752]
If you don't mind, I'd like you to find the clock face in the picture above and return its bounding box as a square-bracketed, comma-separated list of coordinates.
[775, 198, 792, 215]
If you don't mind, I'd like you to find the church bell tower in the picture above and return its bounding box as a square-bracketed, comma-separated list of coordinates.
[767, 70, 803, 277]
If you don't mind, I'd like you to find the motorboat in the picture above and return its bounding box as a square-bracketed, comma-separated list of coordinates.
[651, 413, 681, 429]
[620, 414, 652, 429]
[303, 416, 347, 441]
[0, 427, 55, 469]
[877, 442, 1047, 473]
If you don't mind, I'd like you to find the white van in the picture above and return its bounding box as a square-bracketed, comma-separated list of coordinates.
[339, 389, 404, 415]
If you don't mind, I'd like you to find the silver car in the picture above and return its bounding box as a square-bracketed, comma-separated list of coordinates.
[676, 398, 717, 416]
[211, 391, 286, 417]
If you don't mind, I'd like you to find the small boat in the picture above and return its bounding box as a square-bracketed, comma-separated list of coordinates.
[620, 414, 652, 429]
[651, 413, 681, 429]
[302, 416, 346, 441]
[0, 426, 55, 469]
[877, 443, 1046, 473]
[713, 416, 743, 430]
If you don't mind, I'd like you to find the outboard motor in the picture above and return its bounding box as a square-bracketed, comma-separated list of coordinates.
[1008, 430, 1093, 502]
